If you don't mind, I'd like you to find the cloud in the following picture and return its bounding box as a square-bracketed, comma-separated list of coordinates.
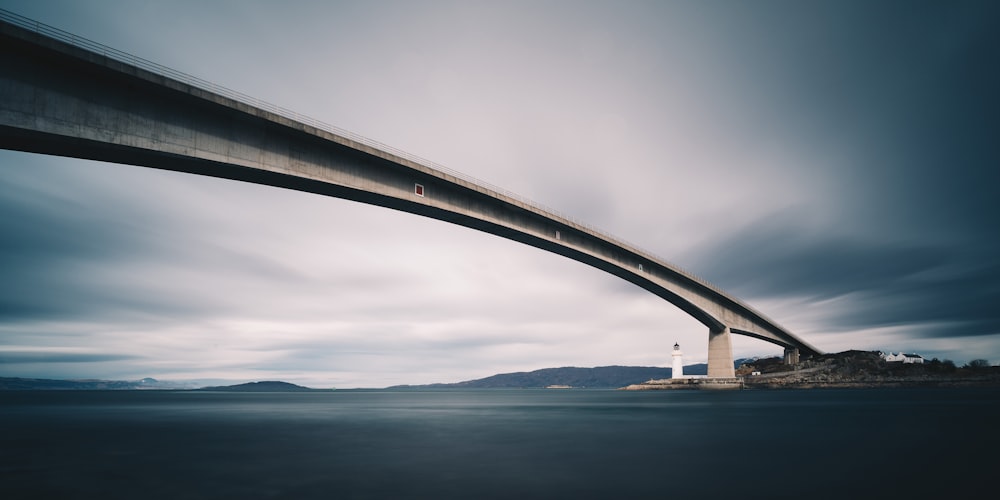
[0, 350, 141, 364]
[685, 212, 1000, 339]
[0, 151, 706, 386]
[0, 158, 264, 323]
[2, 0, 999, 385]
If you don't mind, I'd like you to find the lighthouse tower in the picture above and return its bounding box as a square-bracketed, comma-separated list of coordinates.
[671, 342, 684, 379]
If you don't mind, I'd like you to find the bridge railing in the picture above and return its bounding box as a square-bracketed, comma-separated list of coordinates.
[0, 8, 740, 302]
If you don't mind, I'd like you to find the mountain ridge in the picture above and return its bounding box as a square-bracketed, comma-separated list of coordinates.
[195, 380, 328, 392]
[0, 363, 734, 391]
[389, 363, 718, 389]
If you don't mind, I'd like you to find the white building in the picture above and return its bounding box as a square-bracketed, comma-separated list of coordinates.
[882, 352, 925, 364]
[672, 342, 684, 379]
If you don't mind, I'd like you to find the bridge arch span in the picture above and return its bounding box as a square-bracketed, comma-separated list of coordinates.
[0, 13, 821, 376]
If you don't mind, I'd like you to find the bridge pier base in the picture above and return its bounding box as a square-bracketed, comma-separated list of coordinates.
[707, 326, 736, 378]
[784, 347, 800, 365]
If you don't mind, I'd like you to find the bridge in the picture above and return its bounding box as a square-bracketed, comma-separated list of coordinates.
[0, 11, 821, 378]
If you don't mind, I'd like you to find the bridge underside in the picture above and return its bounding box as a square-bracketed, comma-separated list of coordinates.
[0, 17, 822, 376]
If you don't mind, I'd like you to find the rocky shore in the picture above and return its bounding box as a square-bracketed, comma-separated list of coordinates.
[620, 350, 1000, 390]
[621, 378, 743, 391]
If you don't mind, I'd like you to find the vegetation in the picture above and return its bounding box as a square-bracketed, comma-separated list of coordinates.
[965, 359, 991, 370]
[737, 351, 1000, 388]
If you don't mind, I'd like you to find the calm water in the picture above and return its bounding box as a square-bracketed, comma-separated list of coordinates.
[1, 388, 997, 499]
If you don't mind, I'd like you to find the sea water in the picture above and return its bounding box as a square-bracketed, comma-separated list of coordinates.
[1, 388, 997, 499]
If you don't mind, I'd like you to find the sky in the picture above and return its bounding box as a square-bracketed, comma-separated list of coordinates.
[1, 0, 998, 388]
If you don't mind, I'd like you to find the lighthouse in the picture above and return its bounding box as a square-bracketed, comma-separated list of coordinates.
[671, 342, 684, 379]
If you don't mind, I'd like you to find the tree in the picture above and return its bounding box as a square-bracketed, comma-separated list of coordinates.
[965, 359, 991, 370]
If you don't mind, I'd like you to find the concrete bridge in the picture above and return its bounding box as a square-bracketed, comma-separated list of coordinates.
[0, 11, 821, 377]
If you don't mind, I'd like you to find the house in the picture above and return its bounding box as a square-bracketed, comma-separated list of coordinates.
[882, 352, 925, 364]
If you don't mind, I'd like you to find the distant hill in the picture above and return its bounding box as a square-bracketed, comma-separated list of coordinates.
[2, 362, 741, 392]
[0, 377, 329, 391]
[0, 376, 178, 390]
[390, 364, 713, 389]
[195, 381, 327, 392]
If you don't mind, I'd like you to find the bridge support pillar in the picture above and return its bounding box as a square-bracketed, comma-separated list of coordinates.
[707, 326, 735, 378]
[784, 347, 800, 365]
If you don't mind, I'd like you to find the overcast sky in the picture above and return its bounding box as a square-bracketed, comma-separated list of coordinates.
[1, 0, 998, 388]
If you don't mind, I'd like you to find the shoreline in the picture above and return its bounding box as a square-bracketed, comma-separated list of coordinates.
[621, 376, 1000, 390]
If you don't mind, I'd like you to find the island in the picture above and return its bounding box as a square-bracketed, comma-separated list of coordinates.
[622, 350, 1000, 390]
[195, 381, 332, 392]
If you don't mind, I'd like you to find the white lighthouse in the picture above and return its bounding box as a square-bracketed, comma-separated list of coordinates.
[671, 342, 684, 379]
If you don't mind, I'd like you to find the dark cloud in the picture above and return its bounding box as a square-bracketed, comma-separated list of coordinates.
[687, 214, 1000, 339]
[669, 1, 1000, 344]
[687, 1, 1000, 244]
[793, 2, 998, 239]
[0, 351, 141, 364]
[0, 166, 148, 321]
[0, 159, 263, 323]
